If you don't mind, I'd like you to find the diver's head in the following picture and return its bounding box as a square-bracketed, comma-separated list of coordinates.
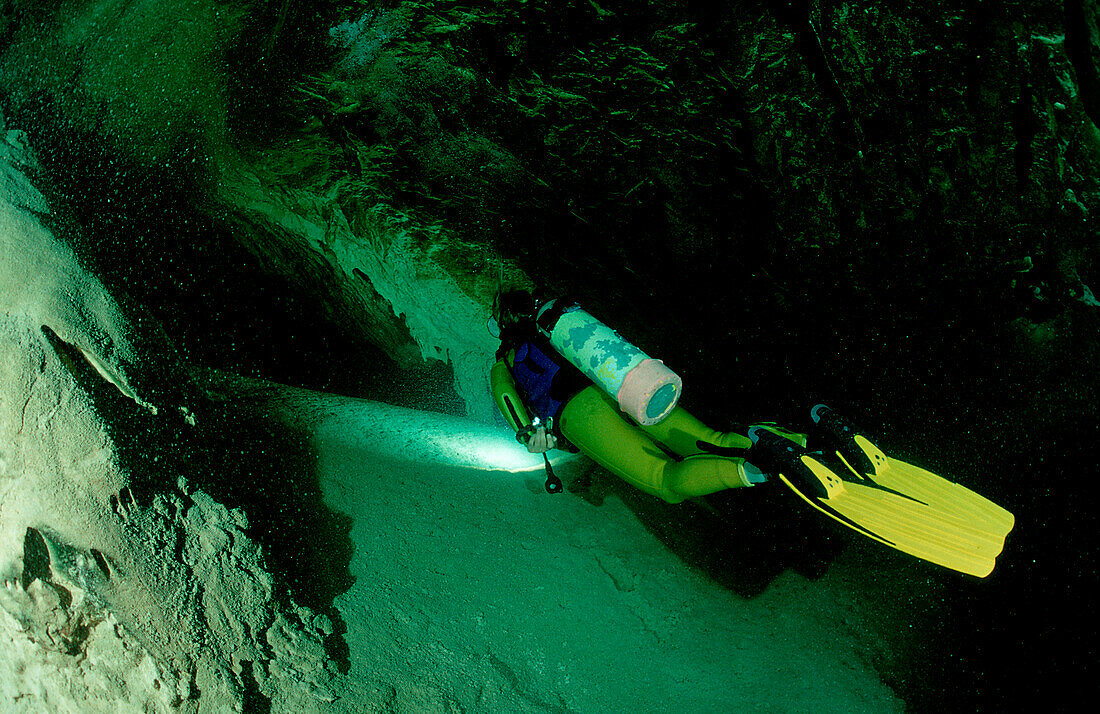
[489, 289, 538, 338]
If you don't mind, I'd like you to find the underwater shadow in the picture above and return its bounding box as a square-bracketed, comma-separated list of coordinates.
[37, 319, 357, 670]
[568, 463, 842, 599]
[194, 385, 355, 674]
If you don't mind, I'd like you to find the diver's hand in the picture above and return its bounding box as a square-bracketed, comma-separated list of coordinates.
[525, 426, 557, 453]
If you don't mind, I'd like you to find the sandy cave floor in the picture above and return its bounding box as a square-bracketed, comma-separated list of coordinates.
[224, 379, 909, 713]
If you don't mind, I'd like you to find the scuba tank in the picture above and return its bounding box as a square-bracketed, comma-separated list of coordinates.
[536, 299, 682, 426]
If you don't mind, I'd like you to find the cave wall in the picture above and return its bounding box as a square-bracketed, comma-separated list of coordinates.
[3, 1, 1096, 429]
[0, 108, 338, 712]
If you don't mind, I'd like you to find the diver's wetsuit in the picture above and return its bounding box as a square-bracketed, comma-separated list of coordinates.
[491, 329, 754, 503]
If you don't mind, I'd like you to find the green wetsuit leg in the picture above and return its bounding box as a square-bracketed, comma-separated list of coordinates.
[559, 387, 751, 504]
[639, 401, 752, 457]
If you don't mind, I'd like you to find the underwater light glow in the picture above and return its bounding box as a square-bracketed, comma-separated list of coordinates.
[310, 396, 572, 474]
[465, 439, 547, 473]
[423, 429, 553, 473]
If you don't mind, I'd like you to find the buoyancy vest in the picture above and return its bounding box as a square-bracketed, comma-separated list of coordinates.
[511, 338, 567, 421]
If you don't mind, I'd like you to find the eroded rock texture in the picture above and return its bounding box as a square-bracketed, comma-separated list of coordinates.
[1, 117, 337, 712]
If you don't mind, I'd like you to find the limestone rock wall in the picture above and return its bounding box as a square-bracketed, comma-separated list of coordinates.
[0, 113, 335, 712]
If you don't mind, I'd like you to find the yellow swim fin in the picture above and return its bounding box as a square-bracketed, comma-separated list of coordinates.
[810, 405, 1015, 538]
[748, 419, 1014, 578]
[847, 435, 1015, 537]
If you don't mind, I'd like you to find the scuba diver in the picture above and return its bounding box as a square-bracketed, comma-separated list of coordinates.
[488, 290, 1015, 578]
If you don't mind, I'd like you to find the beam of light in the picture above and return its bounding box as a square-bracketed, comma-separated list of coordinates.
[309, 395, 573, 474]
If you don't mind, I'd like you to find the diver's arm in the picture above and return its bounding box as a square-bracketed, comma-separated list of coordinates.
[491, 358, 532, 434]
[491, 358, 557, 453]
